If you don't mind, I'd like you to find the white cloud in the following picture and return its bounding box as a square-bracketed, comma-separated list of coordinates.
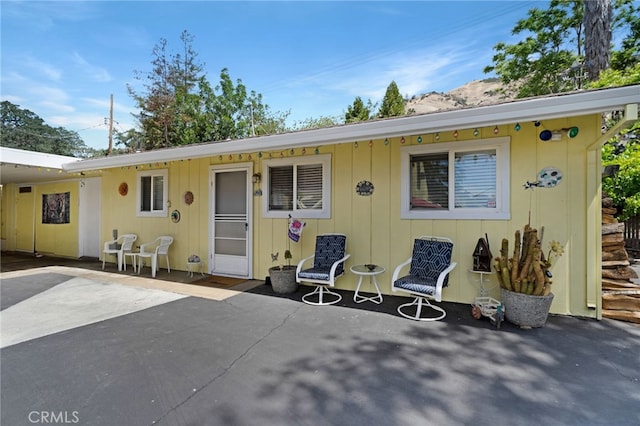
[72, 52, 112, 83]
[20, 55, 62, 81]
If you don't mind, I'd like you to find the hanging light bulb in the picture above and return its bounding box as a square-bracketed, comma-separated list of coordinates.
[568, 126, 579, 138]
[515, 123, 521, 131]
[453, 130, 459, 138]
[473, 129, 480, 137]
[401, 136, 405, 144]
[354, 141, 359, 148]
[435, 132, 440, 141]
[369, 140, 373, 147]
[384, 138, 389, 145]
[494, 126, 499, 135]
[417, 136, 423, 143]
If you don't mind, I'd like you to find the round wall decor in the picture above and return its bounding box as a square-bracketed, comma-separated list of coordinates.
[184, 191, 194, 205]
[537, 167, 563, 187]
[356, 180, 374, 196]
[171, 210, 181, 223]
[118, 182, 128, 196]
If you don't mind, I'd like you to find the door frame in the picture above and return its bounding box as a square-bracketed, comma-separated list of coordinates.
[78, 177, 101, 258]
[209, 162, 254, 278]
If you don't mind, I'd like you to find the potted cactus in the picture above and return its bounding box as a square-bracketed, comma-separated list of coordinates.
[494, 224, 564, 328]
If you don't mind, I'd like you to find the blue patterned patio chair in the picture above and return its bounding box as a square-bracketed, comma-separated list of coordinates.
[297, 234, 351, 306]
[391, 236, 457, 321]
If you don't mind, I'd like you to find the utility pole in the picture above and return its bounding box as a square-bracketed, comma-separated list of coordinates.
[108, 94, 114, 155]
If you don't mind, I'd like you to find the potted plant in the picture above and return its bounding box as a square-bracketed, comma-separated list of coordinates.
[269, 249, 298, 294]
[268, 216, 305, 294]
[493, 224, 564, 328]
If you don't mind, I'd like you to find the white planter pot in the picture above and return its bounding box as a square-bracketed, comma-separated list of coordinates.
[269, 266, 298, 294]
[501, 288, 554, 328]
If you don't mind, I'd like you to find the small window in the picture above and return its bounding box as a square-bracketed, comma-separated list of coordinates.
[262, 154, 331, 219]
[401, 137, 510, 220]
[136, 169, 168, 217]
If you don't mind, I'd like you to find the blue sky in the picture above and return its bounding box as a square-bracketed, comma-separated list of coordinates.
[1, 1, 535, 150]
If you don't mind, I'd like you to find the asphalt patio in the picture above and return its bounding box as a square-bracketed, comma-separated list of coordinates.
[1, 253, 639, 426]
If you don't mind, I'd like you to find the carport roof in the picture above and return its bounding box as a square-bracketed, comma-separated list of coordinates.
[0, 147, 80, 184]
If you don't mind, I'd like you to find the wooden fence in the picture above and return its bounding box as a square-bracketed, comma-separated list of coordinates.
[624, 215, 640, 257]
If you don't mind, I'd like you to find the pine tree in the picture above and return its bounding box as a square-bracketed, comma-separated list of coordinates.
[378, 81, 404, 118]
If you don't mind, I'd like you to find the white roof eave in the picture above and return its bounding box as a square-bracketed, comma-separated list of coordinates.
[0, 146, 80, 169]
[63, 85, 640, 173]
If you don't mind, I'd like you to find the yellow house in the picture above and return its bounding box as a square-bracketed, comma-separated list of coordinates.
[2, 85, 639, 320]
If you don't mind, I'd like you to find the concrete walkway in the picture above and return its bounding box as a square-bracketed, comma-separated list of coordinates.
[1, 264, 639, 426]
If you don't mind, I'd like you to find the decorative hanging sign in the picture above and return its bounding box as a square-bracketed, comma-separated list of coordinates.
[356, 180, 374, 196]
[288, 216, 305, 242]
[523, 167, 564, 189]
[118, 182, 128, 196]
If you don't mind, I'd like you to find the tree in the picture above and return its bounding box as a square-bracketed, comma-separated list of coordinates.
[611, 0, 640, 70]
[591, 64, 640, 220]
[484, 0, 638, 97]
[584, 0, 612, 81]
[602, 122, 640, 220]
[483, 0, 584, 97]
[292, 115, 340, 131]
[125, 31, 285, 151]
[345, 97, 373, 123]
[378, 81, 404, 118]
[0, 101, 90, 157]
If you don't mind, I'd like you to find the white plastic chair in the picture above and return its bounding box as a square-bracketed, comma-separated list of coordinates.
[102, 234, 137, 271]
[137, 236, 173, 278]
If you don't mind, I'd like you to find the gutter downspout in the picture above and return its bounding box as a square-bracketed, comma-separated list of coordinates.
[586, 103, 638, 319]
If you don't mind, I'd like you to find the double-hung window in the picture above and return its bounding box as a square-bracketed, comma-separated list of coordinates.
[400, 137, 510, 220]
[262, 154, 331, 219]
[136, 169, 168, 217]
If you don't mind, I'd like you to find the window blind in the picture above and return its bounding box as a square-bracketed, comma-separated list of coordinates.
[296, 164, 323, 210]
[454, 150, 496, 208]
[410, 153, 448, 209]
[269, 166, 293, 210]
[141, 176, 151, 211]
[152, 175, 164, 211]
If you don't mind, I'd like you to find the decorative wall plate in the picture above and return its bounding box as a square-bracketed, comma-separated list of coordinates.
[118, 182, 128, 196]
[356, 180, 374, 196]
[537, 167, 563, 187]
[184, 191, 194, 205]
[171, 210, 181, 223]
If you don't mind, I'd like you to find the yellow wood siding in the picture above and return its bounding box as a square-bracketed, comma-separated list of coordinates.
[3, 115, 600, 319]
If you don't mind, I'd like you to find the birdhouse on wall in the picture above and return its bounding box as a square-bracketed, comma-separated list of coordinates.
[473, 236, 493, 272]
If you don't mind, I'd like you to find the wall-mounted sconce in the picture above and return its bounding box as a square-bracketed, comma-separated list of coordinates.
[252, 173, 262, 183]
[539, 126, 579, 141]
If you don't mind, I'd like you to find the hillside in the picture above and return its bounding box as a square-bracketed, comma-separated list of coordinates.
[406, 78, 517, 114]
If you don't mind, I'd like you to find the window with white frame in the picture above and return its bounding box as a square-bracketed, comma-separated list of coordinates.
[262, 154, 331, 218]
[136, 169, 168, 217]
[400, 137, 510, 220]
